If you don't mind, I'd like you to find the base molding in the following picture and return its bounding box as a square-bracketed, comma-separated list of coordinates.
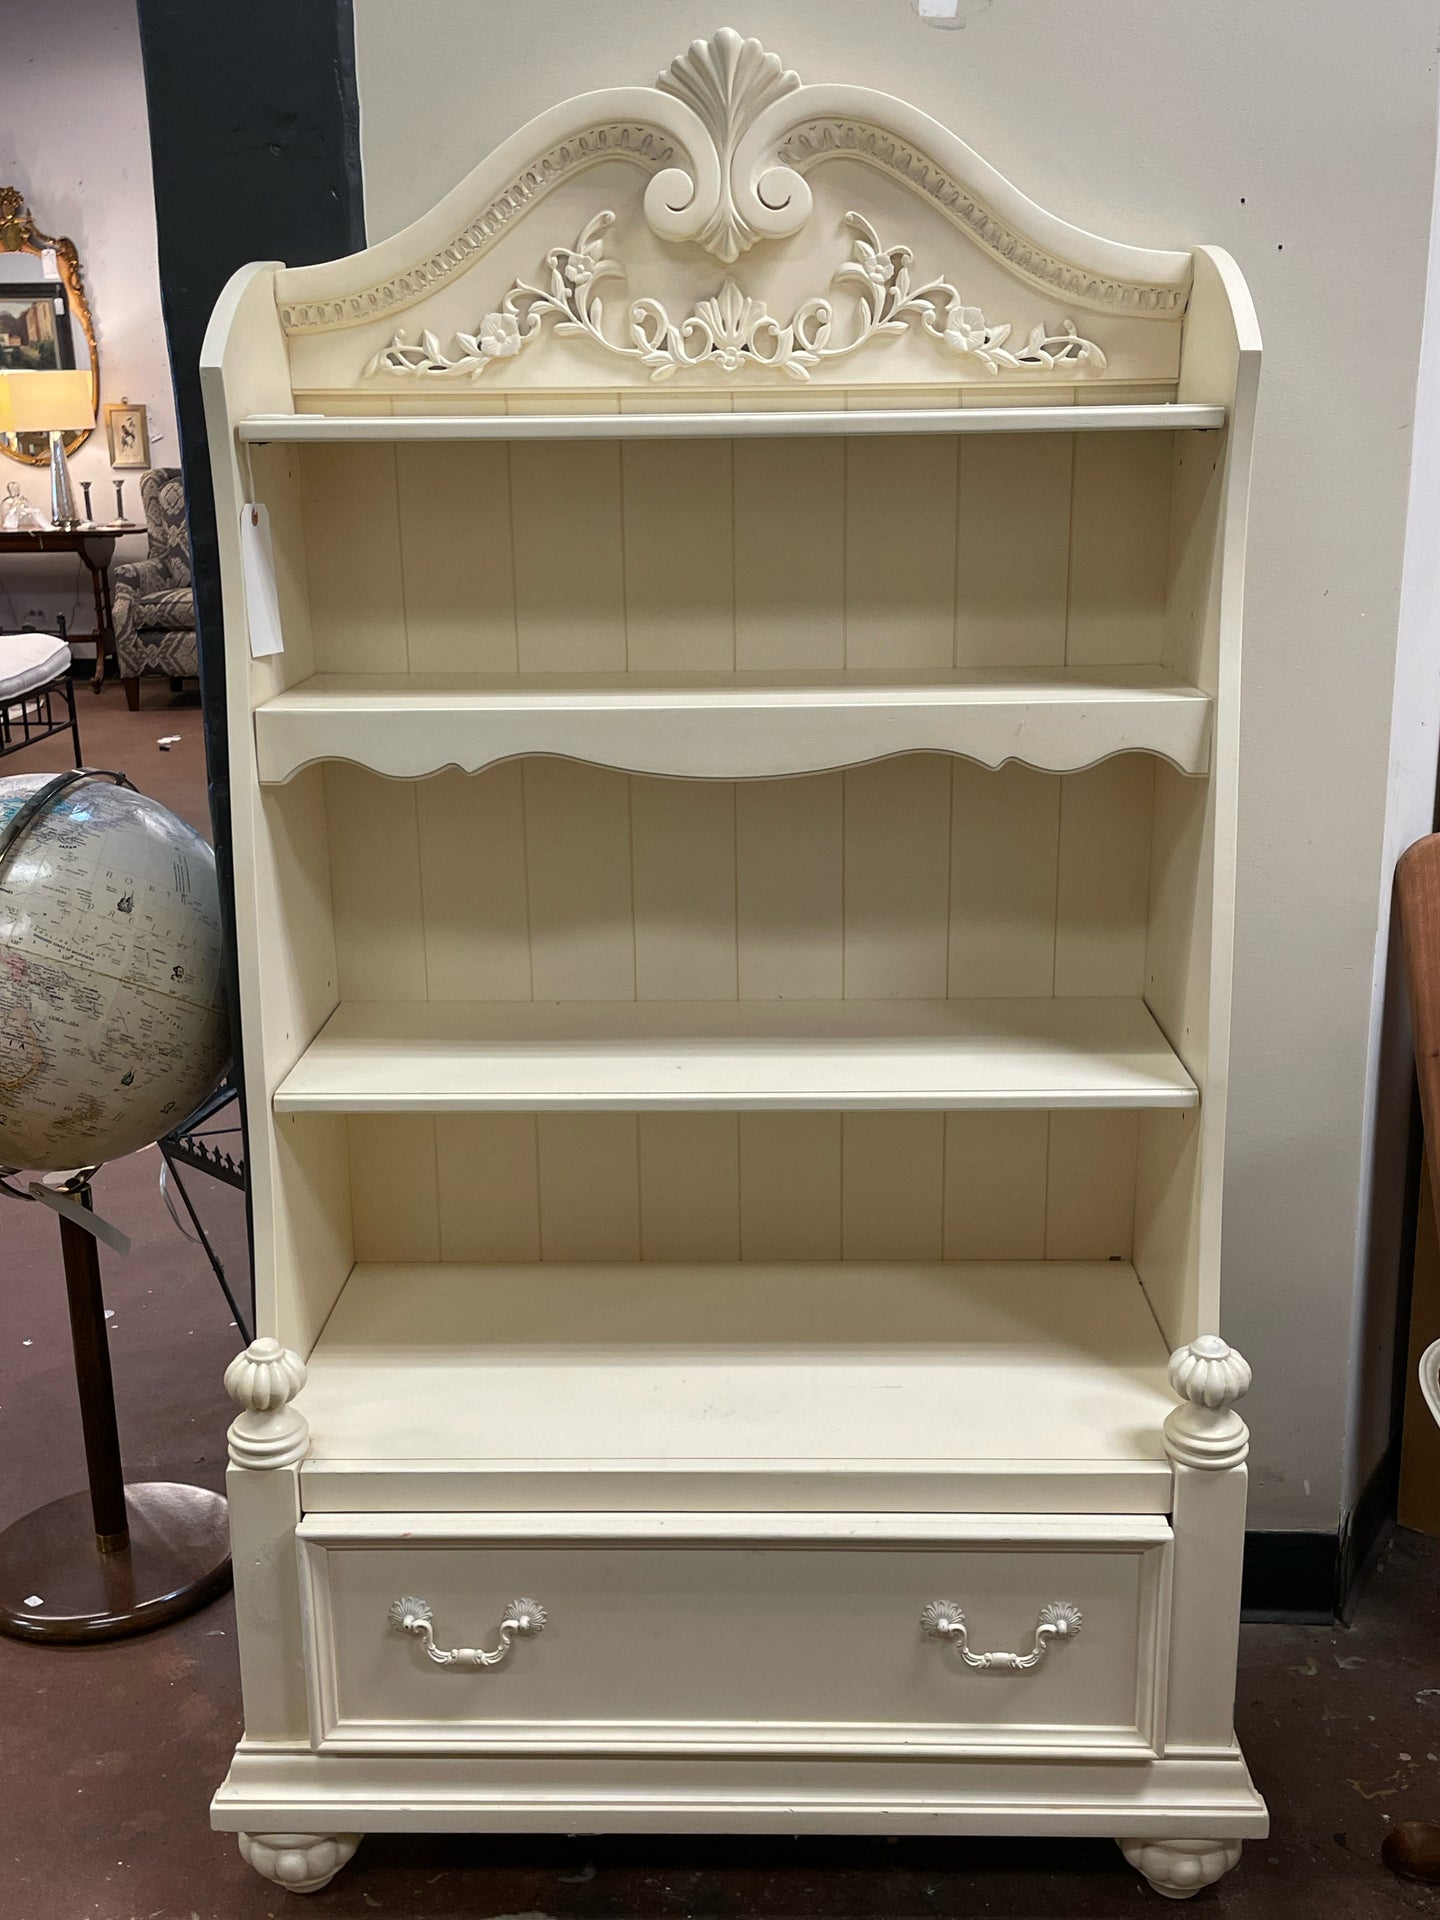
[1241, 1529, 1337, 1622]
[213, 1744, 1269, 1839]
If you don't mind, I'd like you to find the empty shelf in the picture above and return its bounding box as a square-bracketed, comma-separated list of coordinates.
[254, 666, 1212, 783]
[273, 996, 1198, 1114]
[295, 1259, 1177, 1514]
[238, 402, 1225, 442]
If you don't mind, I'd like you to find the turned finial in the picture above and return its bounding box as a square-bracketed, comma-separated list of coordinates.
[224, 1337, 309, 1470]
[1162, 1334, 1251, 1470]
[1168, 1333, 1252, 1410]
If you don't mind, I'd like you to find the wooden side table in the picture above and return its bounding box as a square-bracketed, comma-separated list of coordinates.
[0, 525, 143, 690]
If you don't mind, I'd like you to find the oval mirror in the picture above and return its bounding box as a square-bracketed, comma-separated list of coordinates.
[0, 187, 99, 465]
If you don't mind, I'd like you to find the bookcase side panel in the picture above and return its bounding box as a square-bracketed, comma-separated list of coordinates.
[1135, 252, 1257, 1346]
[204, 266, 352, 1347]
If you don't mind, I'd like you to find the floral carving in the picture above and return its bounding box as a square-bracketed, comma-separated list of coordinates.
[364, 211, 1106, 387]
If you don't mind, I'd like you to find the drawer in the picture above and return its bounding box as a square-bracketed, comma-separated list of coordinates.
[297, 1513, 1171, 1760]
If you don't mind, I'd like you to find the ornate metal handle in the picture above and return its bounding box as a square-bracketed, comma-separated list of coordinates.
[919, 1599, 1082, 1671]
[388, 1595, 547, 1669]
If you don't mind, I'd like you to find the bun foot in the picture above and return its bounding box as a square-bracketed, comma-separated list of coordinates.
[1119, 1837, 1242, 1899]
[238, 1831, 360, 1892]
[1383, 1821, 1440, 1882]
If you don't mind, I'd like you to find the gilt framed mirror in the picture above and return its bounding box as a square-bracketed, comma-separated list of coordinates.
[0, 187, 99, 465]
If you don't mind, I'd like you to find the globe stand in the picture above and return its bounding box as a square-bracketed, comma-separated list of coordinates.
[0, 1176, 232, 1643]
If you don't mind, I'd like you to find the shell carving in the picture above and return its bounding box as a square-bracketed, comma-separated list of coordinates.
[919, 1599, 965, 1639]
[1168, 1334, 1252, 1411]
[653, 28, 806, 262]
[224, 1336, 307, 1414]
[1037, 1601, 1084, 1637]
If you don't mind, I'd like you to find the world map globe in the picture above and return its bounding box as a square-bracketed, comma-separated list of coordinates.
[0, 771, 230, 1171]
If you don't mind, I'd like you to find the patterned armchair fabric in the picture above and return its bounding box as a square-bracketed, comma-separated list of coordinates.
[113, 469, 199, 698]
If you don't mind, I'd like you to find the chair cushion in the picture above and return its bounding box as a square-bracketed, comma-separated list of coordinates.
[134, 587, 196, 631]
[0, 632, 71, 701]
[127, 628, 198, 679]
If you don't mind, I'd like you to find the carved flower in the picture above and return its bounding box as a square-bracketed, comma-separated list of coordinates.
[855, 239, 898, 288]
[563, 251, 596, 288]
[478, 310, 522, 359]
[944, 304, 1006, 356]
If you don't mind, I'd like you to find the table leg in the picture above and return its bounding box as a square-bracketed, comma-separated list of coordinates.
[90, 560, 111, 692]
[78, 537, 118, 692]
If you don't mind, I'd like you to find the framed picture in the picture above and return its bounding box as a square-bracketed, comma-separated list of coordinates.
[0, 283, 72, 372]
[105, 399, 149, 469]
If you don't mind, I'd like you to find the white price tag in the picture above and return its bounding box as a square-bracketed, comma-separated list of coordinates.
[29, 1182, 132, 1255]
[40, 246, 59, 278]
[240, 502, 285, 657]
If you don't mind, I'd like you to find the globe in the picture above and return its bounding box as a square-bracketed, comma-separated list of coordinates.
[0, 771, 230, 1171]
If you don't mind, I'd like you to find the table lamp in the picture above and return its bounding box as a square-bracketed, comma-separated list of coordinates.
[0, 369, 95, 531]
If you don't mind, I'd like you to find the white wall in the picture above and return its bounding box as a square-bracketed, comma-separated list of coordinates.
[352, 0, 1440, 1533]
[0, 0, 178, 634]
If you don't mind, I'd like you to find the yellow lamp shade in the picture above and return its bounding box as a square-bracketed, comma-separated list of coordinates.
[0, 368, 95, 434]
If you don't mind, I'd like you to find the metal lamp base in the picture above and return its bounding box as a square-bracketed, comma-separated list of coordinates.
[48, 429, 82, 532]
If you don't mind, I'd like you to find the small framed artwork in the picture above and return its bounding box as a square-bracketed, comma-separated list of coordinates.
[105, 399, 150, 469]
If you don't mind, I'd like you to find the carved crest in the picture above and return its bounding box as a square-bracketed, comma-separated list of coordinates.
[655, 29, 801, 262]
[277, 28, 1191, 336]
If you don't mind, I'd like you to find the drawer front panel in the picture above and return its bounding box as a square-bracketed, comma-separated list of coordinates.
[298, 1515, 1171, 1760]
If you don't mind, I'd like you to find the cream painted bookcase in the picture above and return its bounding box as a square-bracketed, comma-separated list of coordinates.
[204, 30, 1265, 1899]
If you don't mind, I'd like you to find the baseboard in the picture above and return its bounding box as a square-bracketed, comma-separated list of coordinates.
[1240, 1530, 1337, 1623]
[1338, 1430, 1402, 1623]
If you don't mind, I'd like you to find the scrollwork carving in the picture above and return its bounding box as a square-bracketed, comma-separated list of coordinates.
[277, 124, 677, 333]
[776, 121, 1186, 315]
[649, 28, 809, 262]
[278, 30, 1188, 337]
[364, 211, 1105, 386]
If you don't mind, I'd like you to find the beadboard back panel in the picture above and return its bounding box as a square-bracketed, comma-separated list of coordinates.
[316, 755, 1157, 1006]
[338, 1108, 1139, 1268]
[290, 431, 1175, 680]
[270, 748, 1169, 1278]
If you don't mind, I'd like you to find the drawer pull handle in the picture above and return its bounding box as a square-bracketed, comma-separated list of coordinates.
[919, 1599, 1082, 1671]
[388, 1595, 548, 1669]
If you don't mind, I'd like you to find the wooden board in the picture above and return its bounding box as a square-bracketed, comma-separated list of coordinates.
[294, 1259, 1176, 1514]
[239, 404, 1226, 442]
[273, 995, 1198, 1114]
[255, 667, 1212, 783]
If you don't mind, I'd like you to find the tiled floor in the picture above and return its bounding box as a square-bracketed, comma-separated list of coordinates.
[6, 684, 1440, 1917]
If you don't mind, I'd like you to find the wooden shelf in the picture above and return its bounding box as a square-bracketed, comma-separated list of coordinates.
[273, 996, 1197, 1114]
[255, 666, 1212, 783]
[238, 402, 1225, 443]
[295, 1259, 1176, 1514]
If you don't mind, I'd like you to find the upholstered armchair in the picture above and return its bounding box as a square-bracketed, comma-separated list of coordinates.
[112, 468, 199, 709]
